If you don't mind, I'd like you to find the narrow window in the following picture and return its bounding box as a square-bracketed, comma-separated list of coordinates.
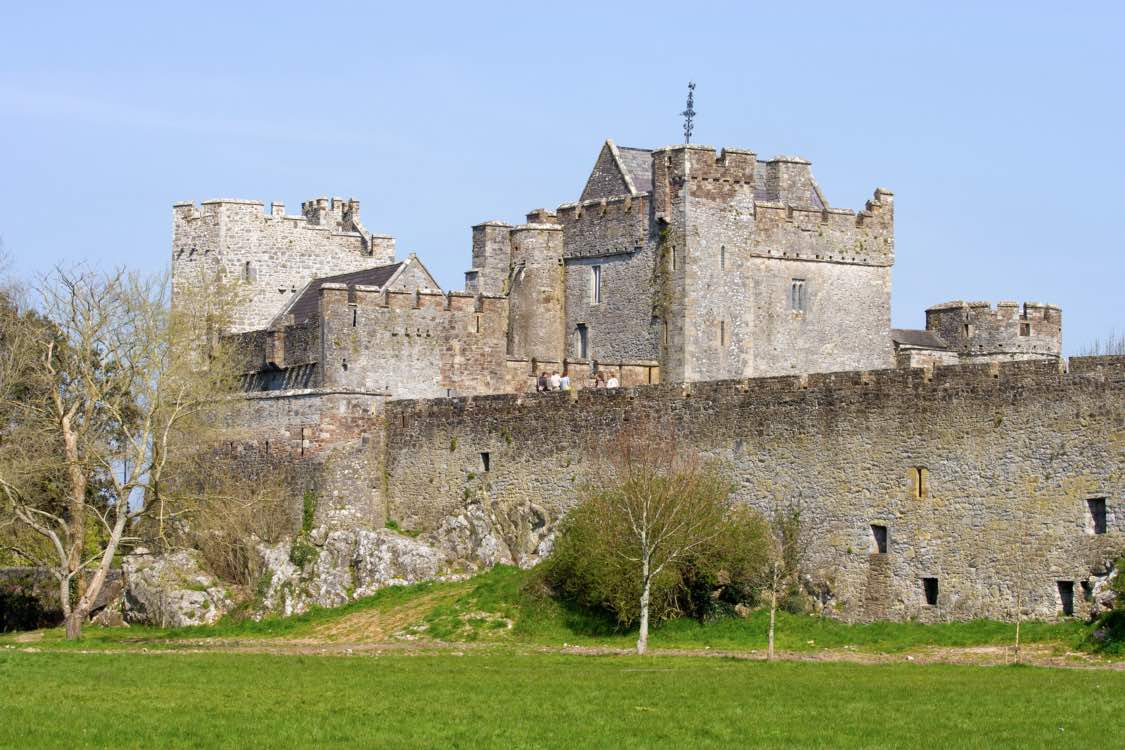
[590, 265, 602, 304]
[264, 440, 270, 454]
[1057, 581, 1074, 616]
[911, 467, 928, 499]
[662, 319, 669, 347]
[350, 305, 358, 327]
[341, 358, 348, 371]
[870, 524, 888, 554]
[1088, 498, 1107, 534]
[576, 324, 589, 359]
[480, 451, 490, 472]
[719, 320, 727, 347]
[474, 314, 481, 334]
[671, 246, 678, 271]
[922, 577, 938, 606]
[790, 279, 806, 312]
[963, 322, 972, 338]
[1019, 322, 1030, 337]
[243, 261, 255, 283]
[720, 245, 726, 270]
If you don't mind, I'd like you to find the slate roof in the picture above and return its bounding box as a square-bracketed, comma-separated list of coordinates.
[891, 329, 949, 350]
[617, 147, 653, 194]
[283, 263, 403, 324]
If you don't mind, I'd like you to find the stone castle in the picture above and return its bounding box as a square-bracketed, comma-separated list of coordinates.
[172, 139, 1120, 623]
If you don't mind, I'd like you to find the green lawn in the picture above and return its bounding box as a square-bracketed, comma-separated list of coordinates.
[1, 650, 1122, 748]
[0, 565, 1101, 656]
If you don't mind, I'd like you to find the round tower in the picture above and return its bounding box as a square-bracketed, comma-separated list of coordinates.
[925, 301, 1061, 361]
[507, 214, 565, 364]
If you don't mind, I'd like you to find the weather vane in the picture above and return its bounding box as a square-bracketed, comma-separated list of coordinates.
[681, 81, 696, 144]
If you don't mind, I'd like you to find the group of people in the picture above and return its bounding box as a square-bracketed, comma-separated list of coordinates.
[536, 370, 619, 392]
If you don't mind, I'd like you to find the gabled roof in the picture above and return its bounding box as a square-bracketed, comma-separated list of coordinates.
[891, 329, 949, 350]
[279, 263, 403, 325]
[616, 146, 653, 194]
[579, 139, 653, 201]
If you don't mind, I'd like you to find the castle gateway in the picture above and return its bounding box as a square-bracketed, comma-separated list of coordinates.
[173, 139, 1119, 623]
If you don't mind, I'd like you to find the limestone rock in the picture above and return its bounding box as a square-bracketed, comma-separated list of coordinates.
[255, 528, 449, 616]
[1089, 563, 1120, 618]
[422, 499, 555, 570]
[122, 548, 232, 627]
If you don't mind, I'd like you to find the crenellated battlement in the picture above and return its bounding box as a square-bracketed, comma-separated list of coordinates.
[926, 300, 1062, 359]
[387, 355, 1120, 417]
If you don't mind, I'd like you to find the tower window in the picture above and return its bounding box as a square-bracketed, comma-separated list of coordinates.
[1019, 322, 1031, 337]
[590, 265, 602, 304]
[963, 323, 973, 338]
[350, 305, 358, 327]
[243, 261, 255, 283]
[870, 524, 888, 554]
[922, 577, 938, 606]
[720, 245, 726, 270]
[1057, 581, 1074, 616]
[480, 452, 491, 472]
[719, 320, 728, 347]
[576, 324, 589, 359]
[662, 319, 669, 347]
[671, 247, 678, 271]
[790, 279, 806, 312]
[1088, 498, 1107, 534]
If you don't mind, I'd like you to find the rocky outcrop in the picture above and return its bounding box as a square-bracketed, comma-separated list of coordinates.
[422, 498, 555, 570]
[1088, 561, 1120, 618]
[122, 549, 233, 627]
[256, 528, 448, 617]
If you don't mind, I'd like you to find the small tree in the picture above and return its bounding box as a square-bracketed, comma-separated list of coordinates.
[0, 267, 239, 639]
[547, 431, 753, 655]
[765, 506, 803, 661]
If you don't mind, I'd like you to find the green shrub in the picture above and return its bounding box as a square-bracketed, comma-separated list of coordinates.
[540, 497, 769, 626]
[301, 490, 317, 534]
[289, 539, 318, 569]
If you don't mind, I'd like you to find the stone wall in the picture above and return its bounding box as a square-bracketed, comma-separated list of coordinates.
[558, 195, 658, 363]
[382, 356, 1125, 622]
[221, 389, 387, 527]
[318, 287, 510, 399]
[173, 198, 395, 333]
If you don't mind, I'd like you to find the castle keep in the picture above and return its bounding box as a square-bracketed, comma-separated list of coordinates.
[172, 138, 1119, 623]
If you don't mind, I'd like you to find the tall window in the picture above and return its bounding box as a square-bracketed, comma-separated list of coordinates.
[720, 245, 726, 270]
[576, 324, 589, 359]
[719, 320, 728, 347]
[790, 279, 806, 312]
[590, 265, 602, 304]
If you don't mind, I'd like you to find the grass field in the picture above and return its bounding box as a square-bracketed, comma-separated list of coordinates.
[3, 566, 1100, 656]
[2, 650, 1123, 749]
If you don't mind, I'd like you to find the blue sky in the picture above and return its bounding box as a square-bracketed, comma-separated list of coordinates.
[2, 1, 1121, 352]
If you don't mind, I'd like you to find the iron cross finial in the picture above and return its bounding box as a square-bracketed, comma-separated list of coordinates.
[681, 82, 696, 144]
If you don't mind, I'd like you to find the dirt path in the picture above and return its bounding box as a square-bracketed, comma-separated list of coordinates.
[11, 637, 1123, 670]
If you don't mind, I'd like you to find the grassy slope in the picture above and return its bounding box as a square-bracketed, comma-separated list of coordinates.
[2, 650, 1123, 749]
[5, 565, 1097, 656]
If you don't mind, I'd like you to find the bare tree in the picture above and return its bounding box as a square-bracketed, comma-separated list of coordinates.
[580, 433, 736, 655]
[765, 506, 803, 661]
[0, 267, 239, 639]
[1079, 330, 1125, 356]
